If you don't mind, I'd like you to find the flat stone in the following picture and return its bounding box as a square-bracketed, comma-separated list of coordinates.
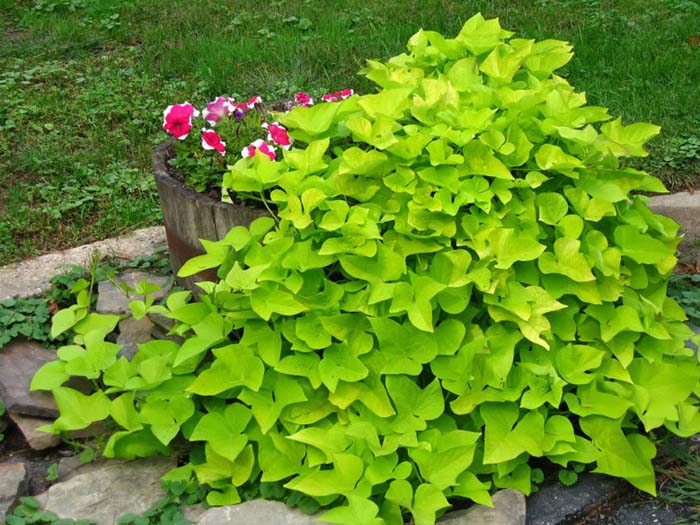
[0, 462, 27, 521]
[56, 455, 83, 481]
[148, 312, 176, 333]
[183, 490, 525, 525]
[41, 457, 176, 525]
[599, 499, 683, 525]
[0, 339, 58, 418]
[8, 412, 61, 450]
[183, 500, 320, 525]
[439, 489, 525, 525]
[96, 270, 172, 315]
[527, 473, 628, 525]
[0, 227, 166, 301]
[117, 317, 156, 360]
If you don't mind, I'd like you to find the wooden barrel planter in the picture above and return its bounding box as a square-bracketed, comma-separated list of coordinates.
[152, 140, 267, 291]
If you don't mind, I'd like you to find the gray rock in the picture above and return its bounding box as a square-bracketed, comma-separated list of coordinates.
[117, 317, 156, 360]
[602, 499, 683, 525]
[0, 462, 27, 520]
[184, 500, 320, 525]
[527, 473, 627, 525]
[148, 312, 176, 333]
[96, 270, 172, 315]
[41, 457, 176, 525]
[0, 227, 166, 301]
[0, 339, 58, 418]
[56, 455, 84, 481]
[183, 490, 525, 525]
[439, 489, 525, 525]
[8, 412, 61, 450]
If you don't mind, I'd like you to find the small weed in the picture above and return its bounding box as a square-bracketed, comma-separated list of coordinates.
[31, 0, 86, 13]
[257, 27, 276, 40]
[0, 298, 63, 349]
[116, 481, 205, 525]
[45, 463, 59, 482]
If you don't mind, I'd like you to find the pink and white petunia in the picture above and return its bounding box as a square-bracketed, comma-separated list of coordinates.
[294, 92, 314, 106]
[201, 129, 226, 155]
[202, 96, 235, 126]
[262, 121, 291, 150]
[321, 89, 354, 102]
[234, 96, 263, 112]
[163, 102, 199, 140]
[241, 139, 277, 161]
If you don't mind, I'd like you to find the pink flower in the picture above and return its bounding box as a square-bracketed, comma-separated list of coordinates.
[262, 121, 291, 150]
[201, 129, 226, 155]
[294, 92, 314, 106]
[202, 96, 235, 126]
[163, 103, 199, 140]
[234, 96, 262, 112]
[241, 139, 276, 161]
[321, 89, 354, 102]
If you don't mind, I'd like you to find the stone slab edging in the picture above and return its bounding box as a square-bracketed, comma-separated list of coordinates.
[0, 226, 166, 301]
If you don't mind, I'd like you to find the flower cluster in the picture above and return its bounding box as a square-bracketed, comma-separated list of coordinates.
[161, 89, 354, 193]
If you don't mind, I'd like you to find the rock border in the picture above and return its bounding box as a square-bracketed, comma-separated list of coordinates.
[0, 227, 166, 301]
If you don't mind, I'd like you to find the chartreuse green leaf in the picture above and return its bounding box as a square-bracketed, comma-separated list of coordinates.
[410, 429, 480, 489]
[46, 388, 111, 432]
[480, 40, 531, 83]
[580, 416, 657, 495]
[481, 403, 546, 464]
[535, 144, 583, 173]
[370, 317, 438, 375]
[525, 39, 573, 77]
[553, 344, 605, 384]
[600, 118, 660, 158]
[455, 13, 513, 54]
[614, 225, 675, 265]
[30, 360, 69, 391]
[412, 483, 451, 525]
[537, 193, 569, 225]
[178, 239, 230, 277]
[627, 359, 700, 431]
[285, 452, 364, 497]
[110, 392, 142, 431]
[140, 395, 195, 446]
[319, 344, 369, 392]
[187, 345, 264, 395]
[239, 371, 307, 433]
[387, 376, 443, 433]
[104, 428, 170, 460]
[319, 495, 383, 525]
[190, 404, 252, 462]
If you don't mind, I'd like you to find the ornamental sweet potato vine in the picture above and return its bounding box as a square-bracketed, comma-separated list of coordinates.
[32, 14, 700, 525]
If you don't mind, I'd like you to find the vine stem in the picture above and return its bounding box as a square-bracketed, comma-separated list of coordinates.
[259, 191, 280, 225]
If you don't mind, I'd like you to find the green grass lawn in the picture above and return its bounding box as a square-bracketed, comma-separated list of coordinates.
[1, 0, 699, 265]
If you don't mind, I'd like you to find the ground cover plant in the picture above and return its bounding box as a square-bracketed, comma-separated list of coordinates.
[1, 0, 699, 265]
[30, 14, 700, 525]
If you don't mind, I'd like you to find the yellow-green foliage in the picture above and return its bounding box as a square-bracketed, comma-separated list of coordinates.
[33, 14, 700, 525]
